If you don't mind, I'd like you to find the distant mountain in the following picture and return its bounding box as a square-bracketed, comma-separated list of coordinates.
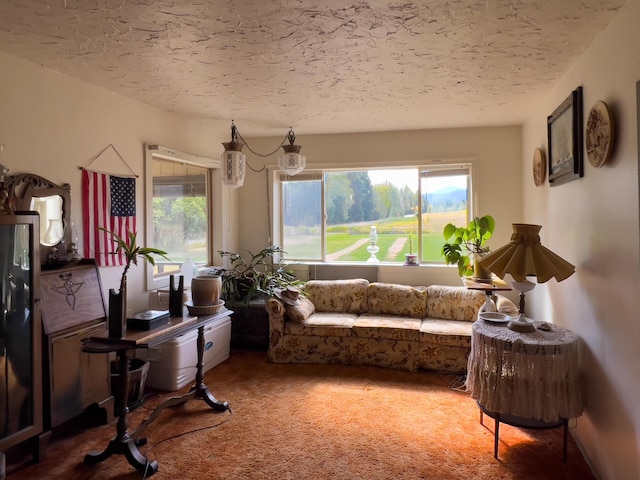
[423, 188, 467, 211]
[431, 185, 461, 194]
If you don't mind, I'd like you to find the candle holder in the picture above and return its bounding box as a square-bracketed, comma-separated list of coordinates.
[366, 226, 380, 263]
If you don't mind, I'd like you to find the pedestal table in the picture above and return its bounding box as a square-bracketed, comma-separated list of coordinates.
[82, 311, 231, 476]
[465, 319, 582, 461]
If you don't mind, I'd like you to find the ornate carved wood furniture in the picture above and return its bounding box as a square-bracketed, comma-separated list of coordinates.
[39, 260, 113, 430]
[0, 213, 43, 462]
[5, 173, 71, 265]
[1, 173, 113, 471]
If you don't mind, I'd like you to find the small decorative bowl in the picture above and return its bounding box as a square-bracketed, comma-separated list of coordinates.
[479, 311, 509, 323]
[185, 299, 225, 316]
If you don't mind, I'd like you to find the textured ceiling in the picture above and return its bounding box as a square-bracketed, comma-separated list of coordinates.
[0, 0, 625, 136]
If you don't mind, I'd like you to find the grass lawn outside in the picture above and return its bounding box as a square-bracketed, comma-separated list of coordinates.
[283, 232, 446, 263]
[281, 210, 466, 263]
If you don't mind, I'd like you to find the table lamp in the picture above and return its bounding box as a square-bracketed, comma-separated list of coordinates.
[477, 223, 575, 332]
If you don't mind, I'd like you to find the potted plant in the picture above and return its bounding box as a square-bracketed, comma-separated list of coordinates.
[212, 246, 302, 349]
[213, 245, 301, 305]
[441, 215, 495, 278]
[101, 227, 170, 338]
[404, 231, 418, 266]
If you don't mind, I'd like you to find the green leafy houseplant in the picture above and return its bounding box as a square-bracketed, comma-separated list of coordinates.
[101, 227, 170, 292]
[404, 231, 419, 265]
[101, 227, 170, 338]
[213, 246, 301, 304]
[441, 215, 495, 277]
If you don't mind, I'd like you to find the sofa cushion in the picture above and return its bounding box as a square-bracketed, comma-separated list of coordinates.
[366, 282, 427, 318]
[419, 319, 473, 347]
[285, 312, 357, 337]
[353, 314, 422, 341]
[425, 285, 485, 322]
[304, 279, 369, 314]
[285, 297, 316, 323]
[496, 295, 520, 316]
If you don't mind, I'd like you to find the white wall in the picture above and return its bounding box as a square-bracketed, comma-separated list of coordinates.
[521, 1, 640, 478]
[0, 50, 231, 314]
[238, 126, 523, 287]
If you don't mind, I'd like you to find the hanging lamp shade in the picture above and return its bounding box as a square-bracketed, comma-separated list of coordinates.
[221, 122, 246, 189]
[477, 223, 575, 283]
[277, 128, 305, 176]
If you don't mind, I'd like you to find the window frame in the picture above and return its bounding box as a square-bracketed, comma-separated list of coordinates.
[144, 144, 220, 291]
[276, 170, 325, 262]
[419, 163, 474, 263]
[273, 162, 475, 265]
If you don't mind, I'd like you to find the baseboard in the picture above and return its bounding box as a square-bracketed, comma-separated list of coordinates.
[570, 426, 602, 480]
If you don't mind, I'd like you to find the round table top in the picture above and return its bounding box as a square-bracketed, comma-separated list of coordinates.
[473, 319, 578, 348]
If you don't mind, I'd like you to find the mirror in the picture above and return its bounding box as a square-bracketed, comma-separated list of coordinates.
[6, 173, 71, 264]
[30, 195, 64, 246]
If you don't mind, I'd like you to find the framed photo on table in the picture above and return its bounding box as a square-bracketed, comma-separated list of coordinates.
[547, 86, 583, 186]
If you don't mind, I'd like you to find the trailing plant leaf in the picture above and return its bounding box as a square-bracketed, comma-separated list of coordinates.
[100, 227, 170, 291]
[214, 246, 302, 304]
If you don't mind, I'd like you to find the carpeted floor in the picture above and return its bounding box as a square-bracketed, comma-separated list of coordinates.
[7, 349, 595, 479]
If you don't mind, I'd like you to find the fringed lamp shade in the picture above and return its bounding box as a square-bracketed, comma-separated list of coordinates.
[477, 223, 575, 332]
[477, 224, 575, 283]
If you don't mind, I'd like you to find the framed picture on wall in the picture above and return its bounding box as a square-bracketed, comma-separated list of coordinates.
[547, 86, 584, 186]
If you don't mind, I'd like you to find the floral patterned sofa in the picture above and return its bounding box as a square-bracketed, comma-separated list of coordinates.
[265, 279, 517, 374]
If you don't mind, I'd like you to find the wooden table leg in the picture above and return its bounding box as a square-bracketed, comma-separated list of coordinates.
[132, 325, 229, 439]
[84, 349, 158, 476]
[563, 418, 568, 463]
[494, 413, 500, 459]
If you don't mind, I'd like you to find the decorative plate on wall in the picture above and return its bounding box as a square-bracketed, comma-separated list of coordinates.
[586, 100, 615, 168]
[532, 147, 546, 186]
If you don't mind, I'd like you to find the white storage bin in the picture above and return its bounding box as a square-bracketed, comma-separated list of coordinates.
[145, 315, 231, 391]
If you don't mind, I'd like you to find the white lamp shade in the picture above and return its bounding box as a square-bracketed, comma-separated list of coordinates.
[222, 150, 246, 188]
[278, 153, 306, 176]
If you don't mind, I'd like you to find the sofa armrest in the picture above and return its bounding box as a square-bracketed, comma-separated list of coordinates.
[265, 297, 285, 329]
[265, 297, 286, 352]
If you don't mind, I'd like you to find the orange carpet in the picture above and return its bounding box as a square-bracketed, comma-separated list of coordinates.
[8, 349, 594, 479]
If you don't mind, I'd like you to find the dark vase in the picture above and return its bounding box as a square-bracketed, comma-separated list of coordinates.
[169, 274, 184, 317]
[108, 277, 127, 338]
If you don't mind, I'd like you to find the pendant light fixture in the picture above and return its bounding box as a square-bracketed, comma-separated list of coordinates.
[221, 121, 246, 189]
[278, 128, 306, 176]
[221, 121, 305, 188]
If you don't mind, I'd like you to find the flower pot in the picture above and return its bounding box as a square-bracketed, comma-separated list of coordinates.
[110, 357, 149, 412]
[473, 252, 492, 281]
[191, 275, 222, 306]
[404, 253, 419, 266]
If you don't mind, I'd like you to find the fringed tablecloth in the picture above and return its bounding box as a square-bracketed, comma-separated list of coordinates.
[465, 320, 583, 423]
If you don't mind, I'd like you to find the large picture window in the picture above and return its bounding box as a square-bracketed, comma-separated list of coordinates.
[277, 164, 472, 264]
